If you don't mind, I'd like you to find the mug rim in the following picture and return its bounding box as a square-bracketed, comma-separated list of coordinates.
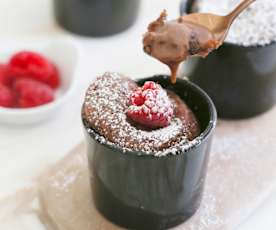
[82, 75, 217, 159]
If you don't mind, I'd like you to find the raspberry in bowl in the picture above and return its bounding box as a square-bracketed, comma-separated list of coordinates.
[82, 72, 216, 229]
[0, 40, 79, 125]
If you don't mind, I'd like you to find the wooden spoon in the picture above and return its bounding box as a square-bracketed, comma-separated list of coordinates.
[181, 0, 256, 44]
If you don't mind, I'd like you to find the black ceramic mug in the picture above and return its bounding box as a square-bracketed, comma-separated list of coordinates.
[54, 0, 140, 36]
[82, 75, 217, 229]
[180, 0, 276, 119]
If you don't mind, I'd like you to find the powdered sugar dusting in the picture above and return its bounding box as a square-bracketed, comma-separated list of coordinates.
[196, 0, 276, 46]
[83, 72, 201, 156]
[127, 81, 174, 128]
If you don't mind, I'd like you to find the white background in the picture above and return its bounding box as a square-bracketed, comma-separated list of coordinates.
[0, 0, 275, 229]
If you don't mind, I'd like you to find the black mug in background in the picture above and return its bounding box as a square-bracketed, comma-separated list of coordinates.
[53, 0, 140, 36]
[180, 0, 276, 119]
[184, 42, 276, 119]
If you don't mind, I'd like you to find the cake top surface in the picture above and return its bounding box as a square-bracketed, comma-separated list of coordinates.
[196, 0, 276, 47]
[83, 72, 201, 157]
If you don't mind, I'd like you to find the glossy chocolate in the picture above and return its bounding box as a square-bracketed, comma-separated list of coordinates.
[82, 75, 216, 229]
[143, 11, 220, 84]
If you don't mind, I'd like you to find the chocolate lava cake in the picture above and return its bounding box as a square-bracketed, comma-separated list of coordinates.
[82, 72, 200, 155]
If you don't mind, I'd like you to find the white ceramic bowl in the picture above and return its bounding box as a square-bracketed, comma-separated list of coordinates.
[0, 39, 80, 125]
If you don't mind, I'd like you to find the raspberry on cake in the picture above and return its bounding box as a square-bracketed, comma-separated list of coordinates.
[83, 72, 200, 154]
[127, 81, 173, 129]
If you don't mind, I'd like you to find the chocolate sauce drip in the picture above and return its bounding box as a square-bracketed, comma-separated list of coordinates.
[143, 10, 220, 83]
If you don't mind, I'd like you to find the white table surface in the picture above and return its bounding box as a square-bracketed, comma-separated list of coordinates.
[0, 0, 275, 229]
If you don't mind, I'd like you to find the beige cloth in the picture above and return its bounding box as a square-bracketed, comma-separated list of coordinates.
[1, 107, 276, 229]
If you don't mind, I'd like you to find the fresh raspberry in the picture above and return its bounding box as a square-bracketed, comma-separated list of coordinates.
[127, 81, 173, 129]
[0, 84, 14, 108]
[46, 64, 60, 89]
[14, 78, 54, 108]
[143, 81, 158, 90]
[8, 51, 61, 89]
[0, 64, 13, 87]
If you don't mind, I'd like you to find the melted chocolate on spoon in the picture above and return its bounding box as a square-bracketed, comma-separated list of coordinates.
[143, 10, 220, 84]
[143, 0, 256, 84]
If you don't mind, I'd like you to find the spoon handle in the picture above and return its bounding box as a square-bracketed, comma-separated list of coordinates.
[227, 0, 256, 22]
